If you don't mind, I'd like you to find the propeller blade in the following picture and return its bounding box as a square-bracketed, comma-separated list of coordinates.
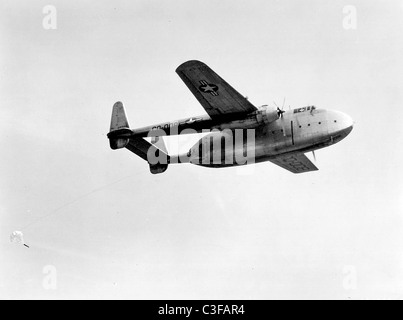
[274, 99, 286, 118]
[312, 151, 317, 162]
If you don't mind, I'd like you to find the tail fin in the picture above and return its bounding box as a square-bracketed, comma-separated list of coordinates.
[108, 101, 132, 149]
[107, 101, 169, 174]
[110, 101, 130, 132]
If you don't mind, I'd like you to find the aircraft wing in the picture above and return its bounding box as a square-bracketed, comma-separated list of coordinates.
[269, 153, 318, 174]
[176, 60, 257, 119]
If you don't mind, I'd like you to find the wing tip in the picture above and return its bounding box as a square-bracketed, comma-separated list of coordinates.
[176, 60, 207, 74]
[113, 101, 124, 107]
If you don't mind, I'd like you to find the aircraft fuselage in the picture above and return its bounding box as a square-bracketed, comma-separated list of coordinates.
[121, 106, 353, 167]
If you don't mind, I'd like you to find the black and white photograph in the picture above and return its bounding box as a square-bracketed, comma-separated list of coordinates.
[1, 0, 402, 302]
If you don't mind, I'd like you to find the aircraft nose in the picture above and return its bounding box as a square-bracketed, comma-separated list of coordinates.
[328, 110, 354, 143]
[335, 111, 354, 138]
[342, 112, 354, 133]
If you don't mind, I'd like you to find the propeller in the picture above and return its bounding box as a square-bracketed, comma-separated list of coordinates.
[274, 98, 286, 136]
[274, 97, 286, 118]
[312, 150, 317, 162]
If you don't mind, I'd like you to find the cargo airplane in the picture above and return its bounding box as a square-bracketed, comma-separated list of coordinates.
[107, 60, 353, 174]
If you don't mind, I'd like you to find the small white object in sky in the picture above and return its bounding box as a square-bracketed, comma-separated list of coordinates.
[10, 231, 29, 248]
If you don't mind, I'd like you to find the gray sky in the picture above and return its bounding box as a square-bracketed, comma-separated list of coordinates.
[1, 0, 402, 299]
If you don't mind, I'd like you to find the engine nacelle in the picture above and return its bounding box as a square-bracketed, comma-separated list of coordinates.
[256, 105, 280, 125]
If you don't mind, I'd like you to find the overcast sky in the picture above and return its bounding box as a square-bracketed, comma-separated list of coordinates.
[1, 0, 402, 299]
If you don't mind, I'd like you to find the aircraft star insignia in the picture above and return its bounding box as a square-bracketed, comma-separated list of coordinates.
[199, 80, 219, 96]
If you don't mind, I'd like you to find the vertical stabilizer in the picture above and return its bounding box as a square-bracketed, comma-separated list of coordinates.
[108, 101, 131, 149]
[110, 101, 130, 132]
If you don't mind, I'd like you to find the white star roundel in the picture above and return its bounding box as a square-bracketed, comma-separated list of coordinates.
[199, 80, 219, 96]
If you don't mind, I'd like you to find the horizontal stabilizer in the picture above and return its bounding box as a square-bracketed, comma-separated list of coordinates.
[126, 137, 169, 174]
[125, 137, 169, 163]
